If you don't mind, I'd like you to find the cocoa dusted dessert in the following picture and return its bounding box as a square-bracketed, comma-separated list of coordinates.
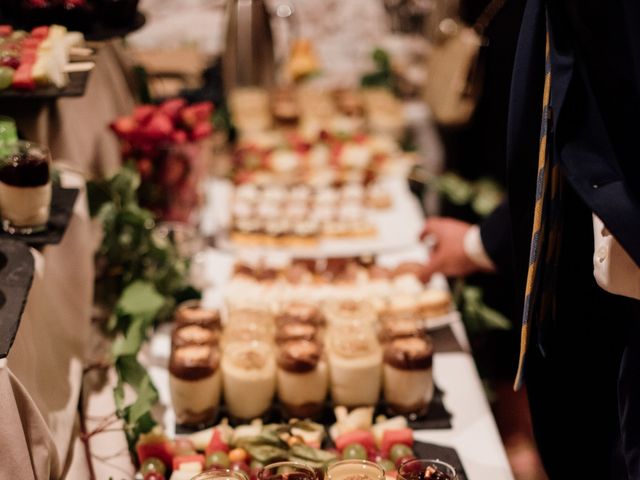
[175, 300, 221, 330]
[221, 341, 277, 420]
[275, 322, 319, 344]
[323, 299, 377, 328]
[169, 344, 222, 426]
[327, 331, 382, 407]
[172, 324, 220, 348]
[383, 336, 434, 416]
[276, 301, 324, 327]
[277, 339, 329, 418]
[378, 319, 426, 343]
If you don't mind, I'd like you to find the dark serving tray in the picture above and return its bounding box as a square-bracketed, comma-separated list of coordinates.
[0, 238, 34, 358]
[413, 441, 468, 480]
[0, 185, 79, 247]
[0, 70, 91, 100]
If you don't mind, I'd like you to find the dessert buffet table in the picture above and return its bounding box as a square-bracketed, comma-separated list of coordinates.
[0, 170, 94, 479]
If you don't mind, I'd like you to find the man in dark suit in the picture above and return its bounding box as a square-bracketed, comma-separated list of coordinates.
[421, 0, 640, 477]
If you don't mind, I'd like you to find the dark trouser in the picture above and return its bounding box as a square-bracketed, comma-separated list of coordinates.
[523, 185, 640, 478]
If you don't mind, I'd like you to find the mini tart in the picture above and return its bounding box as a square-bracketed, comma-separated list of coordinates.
[292, 218, 321, 238]
[383, 336, 434, 370]
[169, 344, 221, 381]
[290, 185, 313, 203]
[277, 301, 324, 326]
[235, 183, 260, 203]
[275, 322, 319, 344]
[277, 339, 323, 373]
[172, 324, 220, 348]
[340, 183, 365, 202]
[417, 290, 452, 318]
[261, 185, 289, 204]
[175, 301, 221, 329]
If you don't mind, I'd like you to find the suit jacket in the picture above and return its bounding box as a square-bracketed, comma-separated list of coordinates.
[480, 0, 640, 281]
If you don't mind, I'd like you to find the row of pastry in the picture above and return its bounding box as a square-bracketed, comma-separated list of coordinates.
[169, 298, 439, 428]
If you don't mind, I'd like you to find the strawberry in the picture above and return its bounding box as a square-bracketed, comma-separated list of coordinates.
[110, 116, 137, 139]
[180, 102, 213, 127]
[136, 157, 153, 179]
[159, 98, 186, 121]
[171, 129, 187, 144]
[142, 113, 173, 141]
[0, 26, 13, 37]
[190, 122, 212, 141]
[133, 105, 157, 125]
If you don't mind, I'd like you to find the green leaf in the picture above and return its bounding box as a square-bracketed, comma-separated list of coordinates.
[116, 280, 164, 318]
[111, 316, 147, 358]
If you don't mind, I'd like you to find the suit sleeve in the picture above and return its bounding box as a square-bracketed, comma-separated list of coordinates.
[565, 0, 640, 202]
[478, 200, 513, 274]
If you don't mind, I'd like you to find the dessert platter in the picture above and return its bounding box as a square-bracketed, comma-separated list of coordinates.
[132, 411, 467, 480]
[204, 175, 423, 257]
[0, 23, 93, 97]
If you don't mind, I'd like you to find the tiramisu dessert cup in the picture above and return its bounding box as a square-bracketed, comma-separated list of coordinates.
[169, 344, 222, 426]
[175, 300, 221, 330]
[327, 331, 382, 407]
[327, 460, 385, 480]
[221, 341, 277, 420]
[0, 141, 52, 234]
[383, 336, 435, 416]
[277, 339, 329, 418]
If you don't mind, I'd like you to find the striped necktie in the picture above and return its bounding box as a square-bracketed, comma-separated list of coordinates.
[513, 30, 563, 390]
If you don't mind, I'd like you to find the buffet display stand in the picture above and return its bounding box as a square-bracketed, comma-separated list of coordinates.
[0, 169, 94, 479]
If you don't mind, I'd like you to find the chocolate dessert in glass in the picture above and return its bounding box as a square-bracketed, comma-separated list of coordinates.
[0, 141, 52, 234]
[258, 462, 317, 480]
[397, 459, 458, 480]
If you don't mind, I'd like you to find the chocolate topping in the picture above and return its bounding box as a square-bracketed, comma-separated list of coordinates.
[170, 345, 220, 380]
[277, 340, 322, 373]
[0, 147, 50, 187]
[275, 322, 318, 344]
[384, 337, 433, 370]
[172, 324, 220, 348]
[424, 466, 452, 480]
[175, 301, 221, 329]
[379, 320, 424, 343]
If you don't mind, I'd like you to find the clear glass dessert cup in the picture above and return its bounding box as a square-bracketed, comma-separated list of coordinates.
[326, 460, 385, 480]
[259, 461, 318, 480]
[397, 458, 458, 480]
[0, 140, 52, 234]
[192, 468, 249, 480]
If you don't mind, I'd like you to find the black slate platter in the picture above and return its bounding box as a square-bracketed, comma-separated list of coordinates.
[176, 384, 452, 435]
[413, 440, 468, 480]
[0, 71, 91, 99]
[0, 237, 34, 358]
[0, 185, 79, 247]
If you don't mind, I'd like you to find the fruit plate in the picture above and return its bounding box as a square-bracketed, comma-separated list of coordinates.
[413, 441, 468, 480]
[0, 70, 91, 99]
[0, 237, 34, 358]
[0, 185, 79, 247]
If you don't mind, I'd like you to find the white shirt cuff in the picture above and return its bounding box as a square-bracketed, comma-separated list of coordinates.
[463, 225, 496, 271]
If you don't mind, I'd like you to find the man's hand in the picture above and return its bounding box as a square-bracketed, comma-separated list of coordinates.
[419, 217, 482, 281]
